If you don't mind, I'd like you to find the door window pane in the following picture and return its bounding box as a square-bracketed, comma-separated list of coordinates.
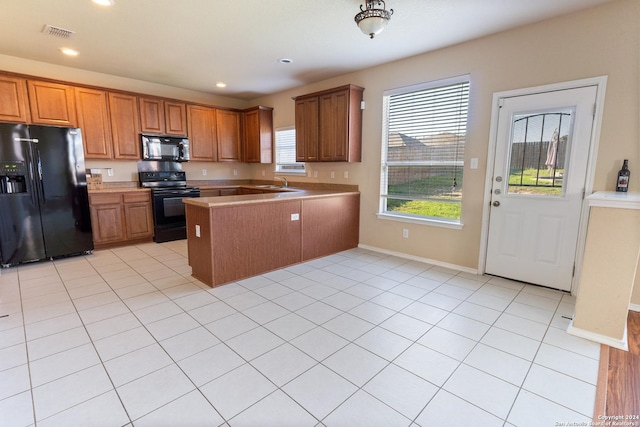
[507, 109, 574, 196]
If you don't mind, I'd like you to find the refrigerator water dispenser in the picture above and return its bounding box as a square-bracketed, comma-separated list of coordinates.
[0, 161, 27, 194]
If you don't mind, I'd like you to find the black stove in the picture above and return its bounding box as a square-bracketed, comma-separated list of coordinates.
[138, 170, 200, 242]
[139, 170, 189, 188]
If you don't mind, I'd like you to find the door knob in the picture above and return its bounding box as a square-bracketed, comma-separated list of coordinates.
[492, 201, 500, 207]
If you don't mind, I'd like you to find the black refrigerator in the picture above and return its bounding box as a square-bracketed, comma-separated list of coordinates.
[0, 123, 93, 267]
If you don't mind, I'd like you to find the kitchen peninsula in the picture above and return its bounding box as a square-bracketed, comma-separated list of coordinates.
[183, 185, 360, 287]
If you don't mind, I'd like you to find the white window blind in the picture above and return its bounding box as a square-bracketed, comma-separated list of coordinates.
[381, 76, 470, 223]
[275, 128, 305, 172]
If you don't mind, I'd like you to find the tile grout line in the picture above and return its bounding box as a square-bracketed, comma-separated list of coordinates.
[2, 243, 601, 427]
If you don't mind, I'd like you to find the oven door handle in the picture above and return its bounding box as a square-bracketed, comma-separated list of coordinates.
[154, 189, 199, 196]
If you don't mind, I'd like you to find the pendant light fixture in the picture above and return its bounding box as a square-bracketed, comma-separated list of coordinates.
[354, 0, 394, 39]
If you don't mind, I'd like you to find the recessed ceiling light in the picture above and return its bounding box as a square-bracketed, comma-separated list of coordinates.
[92, 0, 114, 5]
[216, 82, 227, 88]
[60, 47, 79, 56]
[278, 58, 293, 64]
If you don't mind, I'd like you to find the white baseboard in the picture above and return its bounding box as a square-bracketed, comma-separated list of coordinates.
[357, 244, 478, 275]
[629, 303, 640, 312]
[567, 320, 628, 351]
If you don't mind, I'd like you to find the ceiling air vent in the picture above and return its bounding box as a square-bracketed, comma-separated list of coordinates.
[42, 24, 75, 39]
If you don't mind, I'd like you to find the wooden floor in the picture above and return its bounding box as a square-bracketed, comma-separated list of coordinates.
[594, 310, 640, 420]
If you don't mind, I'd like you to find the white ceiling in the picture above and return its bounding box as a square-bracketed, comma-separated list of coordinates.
[0, 0, 613, 100]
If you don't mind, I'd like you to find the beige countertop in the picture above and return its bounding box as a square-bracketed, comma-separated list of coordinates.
[88, 187, 150, 194]
[183, 187, 359, 208]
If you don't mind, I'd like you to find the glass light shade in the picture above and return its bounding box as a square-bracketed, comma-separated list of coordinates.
[357, 17, 389, 38]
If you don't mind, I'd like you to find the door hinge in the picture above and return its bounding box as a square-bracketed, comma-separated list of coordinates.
[498, 98, 504, 108]
[582, 188, 586, 200]
[592, 103, 596, 118]
[572, 263, 576, 277]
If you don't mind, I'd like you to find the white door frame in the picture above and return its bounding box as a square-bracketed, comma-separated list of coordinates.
[478, 76, 608, 295]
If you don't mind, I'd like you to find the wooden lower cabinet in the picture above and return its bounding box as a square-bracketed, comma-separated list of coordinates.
[185, 192, 360, 287]
[89, 195, 125, 244]
[89, 191, 153, 247]
[123, 192, 154, 240]
[301, 193, 360, 260]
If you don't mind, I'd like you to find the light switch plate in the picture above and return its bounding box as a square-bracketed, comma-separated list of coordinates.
[291, 213, 300, 221]
[195, 225, 201, 237]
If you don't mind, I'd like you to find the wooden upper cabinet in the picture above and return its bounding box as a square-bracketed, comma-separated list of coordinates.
[243, 106, 273, 163]
[108, 92, 141, 159]
[187, 104, 217, 161]
[216, 109, 241, 162]
[319, 89, 349, 162]
[295, 84, 363, 162]
[139, 97, 187, 136]
[164, 101, 187, 136]
[75, 87, 113, 159]
[0, 75, 30, 123]
[295, 97, 319, 162]
[27, 80, 77, 127]
[139, 97, 165, 134]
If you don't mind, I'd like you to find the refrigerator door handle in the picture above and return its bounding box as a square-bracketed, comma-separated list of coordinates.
[33, 148, 46, 206]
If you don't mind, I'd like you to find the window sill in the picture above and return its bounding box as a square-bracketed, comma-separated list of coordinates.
[376, 212, 464, 230]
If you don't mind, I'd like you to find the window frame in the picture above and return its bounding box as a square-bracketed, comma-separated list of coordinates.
[378, 75, 470, 229]
[274, 126, 306, 175]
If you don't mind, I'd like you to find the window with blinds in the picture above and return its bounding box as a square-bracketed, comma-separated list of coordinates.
[380, 76, 470, 223]
[275, 128, 305, 173]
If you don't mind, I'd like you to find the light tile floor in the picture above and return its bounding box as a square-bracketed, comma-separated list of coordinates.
[0, 241, 601, 427]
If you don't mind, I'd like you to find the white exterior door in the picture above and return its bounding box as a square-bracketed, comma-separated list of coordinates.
[485, 86, 597, 291]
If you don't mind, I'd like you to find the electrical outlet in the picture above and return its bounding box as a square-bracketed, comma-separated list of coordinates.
[330, 171, 335, 179]
[402, 229, 409, 238]
[314, 170, 318, 178]
[107, 168, 113, 177]
[343, 171, 349, 179]
[233, 169, 238, 176]
[195, 225, 201, 238]
[261, 169, 265, 177]
[470, 158, 479, 169]
[202, 168, 207, 176]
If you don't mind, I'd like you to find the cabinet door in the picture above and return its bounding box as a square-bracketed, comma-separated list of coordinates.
[124, 202, 154, 239]
[243, 107, 273, 163]
[75, 87, 113, 159]
[0, 75, 30, 123]
[187, 105, 217, 161]
[319, 90, 349, 161]
[27, 80, 77, 126]
[89, 202, 125, 244]
[165, 101, 187, 136]
[216, 109, 241, 162]
[295, 97, 318, 162]
[108, 93, 141, 159]
[139, 97, 165, 134]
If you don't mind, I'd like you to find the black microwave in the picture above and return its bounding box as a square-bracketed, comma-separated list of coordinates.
[141, 134, 190, 162]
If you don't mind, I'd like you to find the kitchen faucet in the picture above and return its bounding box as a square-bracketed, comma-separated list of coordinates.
[274, 176, 288, 187]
